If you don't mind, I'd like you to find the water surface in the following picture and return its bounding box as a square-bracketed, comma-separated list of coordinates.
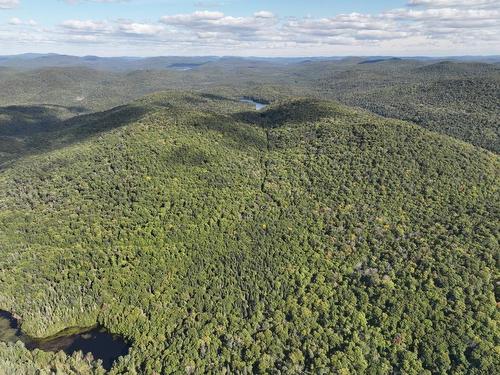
[168, 63, 203, 71]
[240, 98, 267, 110]
[0, 310, 129, 370]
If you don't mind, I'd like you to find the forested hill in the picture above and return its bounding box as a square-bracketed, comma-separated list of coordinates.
[0, 59, 498, 153]
[0, 92, 498, 374]
[292, 60, 500, 152]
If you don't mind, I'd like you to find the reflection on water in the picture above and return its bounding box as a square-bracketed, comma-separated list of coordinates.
[240, 98, 268, 110]
[0, 310, 129, 370]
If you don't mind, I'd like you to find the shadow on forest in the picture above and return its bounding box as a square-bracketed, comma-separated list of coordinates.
[171, 98, 338, 156]
[199, 93, 239, 103]
[60, 105, 148, 139]
[185, 112, 268, 152]
[0, 104, 149, 166]
[0, 104, 87, 137]
[232, 99, 336, 128]
[1, 97, 339, 168]
[164, 144, 211, 167]
[4, 104, 86, 114]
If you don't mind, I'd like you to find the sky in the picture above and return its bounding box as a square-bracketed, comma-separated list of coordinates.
[0, 0, 499, 56]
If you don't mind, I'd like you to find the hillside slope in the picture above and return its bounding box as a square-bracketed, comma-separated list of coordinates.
[296, 60, 500, 152]
[0, 93, 498, 374]
[1, 60, 498, 152]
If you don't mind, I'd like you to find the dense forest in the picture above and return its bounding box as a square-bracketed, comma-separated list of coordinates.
[0, 91, 498, 373]
[0, 58, 498, 153]
[307, 61, 500, 152]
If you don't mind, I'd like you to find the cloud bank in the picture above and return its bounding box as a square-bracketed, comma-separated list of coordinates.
[0, 0, 19, 9]
[1, 0, 499, 56]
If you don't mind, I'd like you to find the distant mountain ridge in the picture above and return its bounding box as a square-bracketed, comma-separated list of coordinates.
[1, 53, 499, 71]
[2, 56, 498, 152]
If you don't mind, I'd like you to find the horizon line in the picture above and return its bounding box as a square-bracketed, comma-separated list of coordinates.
[2, 53, 500, 59]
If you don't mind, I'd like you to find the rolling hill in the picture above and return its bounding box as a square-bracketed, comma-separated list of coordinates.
[0, 92, 498, 374]
[0, 58, 498, 152]
[292, 60, 500, 152]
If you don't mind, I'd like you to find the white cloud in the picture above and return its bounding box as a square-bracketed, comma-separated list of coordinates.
[1, 2, 499, 56]
[0, 0, 19, 9]
[387, 7, 500, 20]
[59, 18, 168, 40]
[254, 11, 275, 19]
[65, 34, 102, 43]
[160, 10, 278, 41]
[61, 19, 112, 33]
[408, 0, 499, 7]
[8, 17, 36, 26]
[8, 16, 21, 24]
[118, 22, 164, 36]
[161, 11, 225, 23]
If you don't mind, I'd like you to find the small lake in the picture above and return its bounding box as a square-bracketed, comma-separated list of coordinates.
[240, 98, 268, 110]
[0, 310, 129, 370]
[168, 63, 203, 71]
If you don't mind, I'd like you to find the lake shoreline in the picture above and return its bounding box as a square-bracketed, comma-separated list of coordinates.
[0, 309, 130, 370]
[240, 97, 268, 110]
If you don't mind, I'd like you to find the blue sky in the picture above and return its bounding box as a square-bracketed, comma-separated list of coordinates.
[1, 1, 407, 23]
[0, 0, 499, 56]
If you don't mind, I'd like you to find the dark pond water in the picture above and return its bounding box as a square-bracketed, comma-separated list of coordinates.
[0, 310, 129, 370]
[240, 98, 268, 110]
